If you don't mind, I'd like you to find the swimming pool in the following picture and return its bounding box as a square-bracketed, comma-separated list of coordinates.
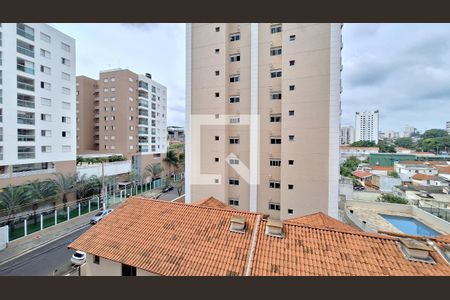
[380, 214, 440, 236]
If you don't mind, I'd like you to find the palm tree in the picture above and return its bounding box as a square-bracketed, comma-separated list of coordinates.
[75, 174, 102, 200]
[144, 163, 164, 181]
[51, 173, 77, 210]
[0, 185, 31, 229]
[26, 179, 57, 224]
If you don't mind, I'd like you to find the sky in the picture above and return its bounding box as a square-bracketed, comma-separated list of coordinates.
[53, 23, 450, 132]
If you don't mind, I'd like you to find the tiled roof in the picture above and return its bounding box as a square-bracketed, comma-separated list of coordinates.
[285, 212, 359, 232]
[192, 196, 236, 210]
[69, 197, 258, 276]
[69, 197, 450, 276]
[250, 221, 450, 276]
[435, 234, 450, 243]
[412, 173, 435, 181]
[437, 166, 450, 174]
[352, 170, 372, 179]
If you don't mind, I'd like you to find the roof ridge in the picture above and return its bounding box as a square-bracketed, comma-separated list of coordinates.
[281, 220, 398, 240]
[130, 196, 262, 215]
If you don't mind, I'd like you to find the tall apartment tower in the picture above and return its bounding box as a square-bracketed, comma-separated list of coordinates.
[340, 125, 355, 145]
[186, 23, 342, 220]
[0, 23, 76, 188]
[446, 121, 450, 135]
[76, 69, 168, 176]
[355, 110, 379, 143]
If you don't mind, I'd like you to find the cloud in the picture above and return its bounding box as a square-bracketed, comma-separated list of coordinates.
[342, 23, 450, 132]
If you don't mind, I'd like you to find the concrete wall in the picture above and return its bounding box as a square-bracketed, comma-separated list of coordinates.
[76, 160, 132, 178]
[352, 190, 381, 202]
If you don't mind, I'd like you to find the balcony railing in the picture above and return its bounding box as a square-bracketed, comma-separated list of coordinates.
[17, 99, 35, 108]
[17, 64, 35, 75]
[17, 45, 34, 58]
[138, 100, 149, 108]
[17, 135, 35, 142]
[17, 117, 35, 125]
[18, 152, 35, 159]
[17, 27, 34, 41]
[17, 82, 34, 91]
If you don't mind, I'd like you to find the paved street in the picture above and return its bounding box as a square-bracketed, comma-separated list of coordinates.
[157, 188, 183, 201]
[0, 227, 89, 276]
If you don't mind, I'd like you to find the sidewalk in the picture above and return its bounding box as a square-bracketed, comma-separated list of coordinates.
[0, 210, 97, 265]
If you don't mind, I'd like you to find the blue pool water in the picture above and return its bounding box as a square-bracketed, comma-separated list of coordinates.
[381, 214, 440, 237]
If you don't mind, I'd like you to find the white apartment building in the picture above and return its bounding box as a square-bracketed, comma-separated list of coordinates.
[340, 125, 355, 145]
[0, 23, 76, 188]
[138, 73, 167, 154]
[401, 124, 416, 138]
[355, 110, 379, 143]
[446, 121, 450, 135]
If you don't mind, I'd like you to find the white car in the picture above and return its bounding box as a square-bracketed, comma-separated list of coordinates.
[71, 251, 86, 266]
[90, 208, 113, 224]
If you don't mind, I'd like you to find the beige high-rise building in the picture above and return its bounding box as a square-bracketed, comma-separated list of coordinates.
[76, 69, 168, 179]
[185, 23, 342, 220]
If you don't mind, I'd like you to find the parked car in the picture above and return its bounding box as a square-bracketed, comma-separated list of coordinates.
[71, 251, 86, 265]
[162, 185, 174, 193]
[353, 186, 365, 191]
[90, 208, 113, 224]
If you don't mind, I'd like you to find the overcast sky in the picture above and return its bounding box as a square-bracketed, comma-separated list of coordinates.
[53, 23, 450, 132]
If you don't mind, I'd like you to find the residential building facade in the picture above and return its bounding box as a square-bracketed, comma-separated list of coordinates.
[185, 23, 343, 220]
[76, 69, 168, 181]
[167, 125, 185, 143]
[340, 125, 355, 145]
[401, 124, 416, 138]
[0, 23, 76, 188]
[447, 121, 450, 135]
[355, 110, 379, 143]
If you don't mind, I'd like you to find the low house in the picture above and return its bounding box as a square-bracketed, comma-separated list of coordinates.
[436, 166, 450, 181]
[351, 170, 372, 187]
[394, 185, 450, 209]
[371, 175, 402, 193]
[411, 174, 449, 187]
[395, 161, 438, 182]
[69, 197, 450, 276]
[370, 166, 394, 176]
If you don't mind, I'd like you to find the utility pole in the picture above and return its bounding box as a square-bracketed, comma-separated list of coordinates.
[101, 161, 106, 210]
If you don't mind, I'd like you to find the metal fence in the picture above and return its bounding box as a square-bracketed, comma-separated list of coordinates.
[0, 179, 167, 243]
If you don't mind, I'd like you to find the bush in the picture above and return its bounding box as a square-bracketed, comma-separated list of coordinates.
[379, 194, 408, 204]
[388, 171, 399, 178]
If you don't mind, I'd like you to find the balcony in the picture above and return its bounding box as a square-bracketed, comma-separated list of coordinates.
[138, 109, 149, 117]
[138, 99, 149, 108]
[138, 118, 148, 125]
[17, 45, 34, 58]
[17, 82, 34, 92]
[17, 117, 35, 125]
[17, 98, 35, 108]
[17, 64, 35, 75]
[139, 137, 149, 144]
[18, 152, 35, 159]
[17, 135, 35, 142]
[17, 26, 34, 41]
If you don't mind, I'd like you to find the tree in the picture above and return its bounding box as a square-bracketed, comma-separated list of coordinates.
[340, 156, 360, 177]
[26, 179, 57, 224]
[0, 185, 31, 228]
[51, 173, 77, 209]
[378, 194, 408, 204]
[416, 136, 450, 153]
[394, 137, 414, 149]
[144, 163, 164, 181]
[164, 150, 179, 172]
[75, 174, 102, 199]
[378, 143, 396, 153]
[422, 129, 449, 139]
[350, 140, 376, 147]
[388, 171, 399, 178]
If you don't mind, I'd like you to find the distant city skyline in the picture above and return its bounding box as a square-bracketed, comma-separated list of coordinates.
[52, 23, 450, 131]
